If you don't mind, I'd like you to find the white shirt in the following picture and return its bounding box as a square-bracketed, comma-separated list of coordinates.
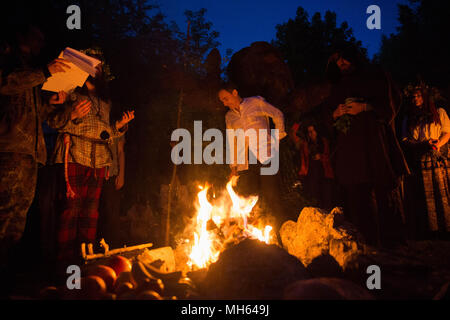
[225, 96, 287, 172]
[412, 108, 450, 141]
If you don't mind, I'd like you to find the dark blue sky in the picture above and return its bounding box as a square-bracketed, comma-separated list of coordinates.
[156, 0, 408, 58]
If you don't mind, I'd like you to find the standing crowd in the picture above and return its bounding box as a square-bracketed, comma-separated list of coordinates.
[286, 47, 450, 246]
[0, 25, 134, 297]
[1, 23, 449, 299]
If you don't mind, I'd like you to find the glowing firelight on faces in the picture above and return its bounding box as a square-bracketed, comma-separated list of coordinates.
[187, 177, 273, 270]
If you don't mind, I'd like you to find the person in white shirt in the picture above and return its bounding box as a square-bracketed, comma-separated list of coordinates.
[403, 85, 450, 235]
[218, 83, 287, 228]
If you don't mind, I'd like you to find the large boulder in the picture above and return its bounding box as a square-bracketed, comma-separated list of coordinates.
[227, 41, 294, 109]
[287, 80, 332, 115]
[280, 207, 365, 269]
[200, 239, 310, 299]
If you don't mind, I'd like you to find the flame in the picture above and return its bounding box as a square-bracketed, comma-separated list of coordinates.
[186, 177, 274, 270]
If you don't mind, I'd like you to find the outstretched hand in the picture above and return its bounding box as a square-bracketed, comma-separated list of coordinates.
[116, 110, 135, 130]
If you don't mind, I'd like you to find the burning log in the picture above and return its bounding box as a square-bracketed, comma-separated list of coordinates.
[175, 177, 276, 273]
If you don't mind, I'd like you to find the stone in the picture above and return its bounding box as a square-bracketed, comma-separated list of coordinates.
[280, 207, 365, 269]
[283, 278, 374, 300]
[200, 239, 310, 299]
[227, 41, 294, 109]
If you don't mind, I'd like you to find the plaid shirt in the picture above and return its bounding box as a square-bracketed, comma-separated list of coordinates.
[52, 92, 120, 169]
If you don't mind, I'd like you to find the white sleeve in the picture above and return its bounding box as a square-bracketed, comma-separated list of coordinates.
[256, 98, 287, 139]
[225, 113, 237, 169]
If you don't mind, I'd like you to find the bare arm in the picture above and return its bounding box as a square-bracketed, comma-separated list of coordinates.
[115, 138, 126, 190]
[436, 132, 450, 151]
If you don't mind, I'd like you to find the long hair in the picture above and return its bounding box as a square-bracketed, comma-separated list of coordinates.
[304, 122, 325, 153]
[75, 70, 110, 103]
[325, 46, 368, 83]
[409, 85, 440, 129]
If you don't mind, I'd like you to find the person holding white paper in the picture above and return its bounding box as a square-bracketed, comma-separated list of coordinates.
[0, 23, 80, 298]
[49, 61, 135, 269]
[42, 47, 102, 93]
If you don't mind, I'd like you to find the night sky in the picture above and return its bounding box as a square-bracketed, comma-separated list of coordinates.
[157, 0, 407, 58]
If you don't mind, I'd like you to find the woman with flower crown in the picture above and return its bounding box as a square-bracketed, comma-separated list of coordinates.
[50, 53, 135, 272]
[402, 85, 450, 237]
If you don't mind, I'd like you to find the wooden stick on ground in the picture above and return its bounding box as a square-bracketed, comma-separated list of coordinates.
[81, 241, 154, 262]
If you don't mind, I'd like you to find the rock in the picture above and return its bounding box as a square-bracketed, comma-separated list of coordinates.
[201, 239, 310, 299]
[287, 81, 332, 115]
[280, 207, 364, 269]
[283, 278, 374, 300]
[306, 254, 344, 278]
[227, 41, 294, 108]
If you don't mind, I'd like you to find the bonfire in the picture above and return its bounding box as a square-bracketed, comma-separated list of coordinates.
[178, 176, 275, 271]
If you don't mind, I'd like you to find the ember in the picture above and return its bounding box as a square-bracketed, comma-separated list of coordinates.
[182, 176, 275, 271]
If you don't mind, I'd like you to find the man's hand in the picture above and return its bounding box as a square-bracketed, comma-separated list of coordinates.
[345, 102, 366, 115]
[115, 174, 124, 190]
[71, 100, 92, 120]
[229, 166, 238, 179]
[116, 110, 135, 130]
[333, 104, 348, 120]
[49, 91, 68, 105]
[47, 58, 71, 75]
[279, 131, 288, 140]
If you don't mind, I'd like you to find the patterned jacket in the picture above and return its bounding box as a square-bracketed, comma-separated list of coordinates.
[51, 92, 126, 169]
[0, 59, 72, 165]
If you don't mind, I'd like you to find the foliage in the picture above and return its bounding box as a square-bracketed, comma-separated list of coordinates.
[1, 1, 224, 225]
[377, 0, 450, 88]
[272, 7, 366, 85]
[333, 114, 353, 134]
[172, 8, 221, 75]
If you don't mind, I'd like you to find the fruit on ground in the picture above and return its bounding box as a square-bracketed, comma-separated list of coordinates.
[107, 255, 132, 276]
[87, 265, 117, 292]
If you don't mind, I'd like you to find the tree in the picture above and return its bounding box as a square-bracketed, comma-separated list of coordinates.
[172, 8, 221, 76]
[272, 7, 366, 85]
[377, 0, 450, 88]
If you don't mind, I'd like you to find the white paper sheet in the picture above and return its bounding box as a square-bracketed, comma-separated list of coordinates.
[42, 48, 101, 93]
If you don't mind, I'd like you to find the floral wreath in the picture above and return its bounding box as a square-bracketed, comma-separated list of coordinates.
[403, 82, 446, 106]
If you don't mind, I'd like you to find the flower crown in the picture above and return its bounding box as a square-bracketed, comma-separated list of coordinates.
[404, 83, 441, 99]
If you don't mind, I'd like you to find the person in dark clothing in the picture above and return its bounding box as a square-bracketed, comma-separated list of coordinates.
[0, 24, 74, 297]
[323, 48, 410, 247]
